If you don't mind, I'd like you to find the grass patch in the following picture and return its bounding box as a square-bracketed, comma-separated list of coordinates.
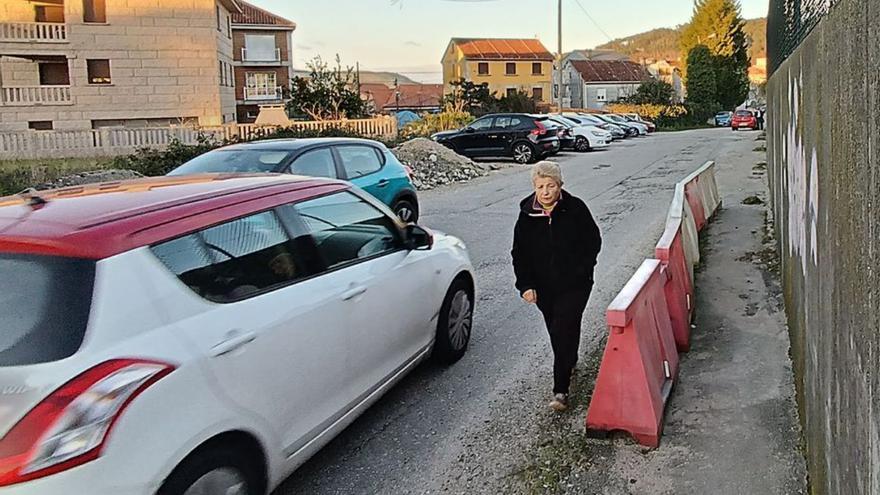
[516, 345, 610, 494]
[0, 156, 115, 172]
[753, 145, 767, 152]
[742, 195, 765, 205]
[753, 162, 767, 171]
[0, 157, 117, 195]
[656, 123, 714, 132]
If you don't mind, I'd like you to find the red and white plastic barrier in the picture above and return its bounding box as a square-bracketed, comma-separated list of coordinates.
[655, 218, 694, 352]
[585, 260, 680, 448]
[585, 161, 721, 447]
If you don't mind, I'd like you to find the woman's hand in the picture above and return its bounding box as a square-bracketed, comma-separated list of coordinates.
[522, 289, 537, 304]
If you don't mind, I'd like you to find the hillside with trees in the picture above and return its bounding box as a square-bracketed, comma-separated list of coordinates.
[595, 17, 766, 62]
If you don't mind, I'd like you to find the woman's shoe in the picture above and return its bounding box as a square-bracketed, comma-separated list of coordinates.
[549, 393, 569, 411]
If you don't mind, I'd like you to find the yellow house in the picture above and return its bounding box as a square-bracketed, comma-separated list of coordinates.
[442, 38, 554, 104]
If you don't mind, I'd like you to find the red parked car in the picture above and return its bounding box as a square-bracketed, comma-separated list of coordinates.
[731, 109, 757, 131]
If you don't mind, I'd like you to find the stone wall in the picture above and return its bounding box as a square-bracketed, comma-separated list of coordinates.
[765, 0, 879, 493]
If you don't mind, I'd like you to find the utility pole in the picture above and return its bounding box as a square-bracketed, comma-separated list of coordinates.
[557, 0, 563, 114]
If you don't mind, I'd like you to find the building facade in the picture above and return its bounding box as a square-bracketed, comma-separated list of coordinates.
[646, 59, 684, 103]
[0, 0, 243, 131]
[563, 59, 651, 110]
[441, 38, 553, 104]
[231, 1, 294, 123]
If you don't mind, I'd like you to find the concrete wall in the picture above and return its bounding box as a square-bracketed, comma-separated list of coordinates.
[765, 0, 879, 493]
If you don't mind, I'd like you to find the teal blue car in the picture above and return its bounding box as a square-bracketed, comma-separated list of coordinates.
[169, 138, 420, 222]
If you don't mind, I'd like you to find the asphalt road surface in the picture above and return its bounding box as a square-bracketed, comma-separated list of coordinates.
[275, 127, 761, 495]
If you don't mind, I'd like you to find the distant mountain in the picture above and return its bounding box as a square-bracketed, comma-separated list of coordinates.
[292, 69, 417, 86]
[595, 18, 767, 63]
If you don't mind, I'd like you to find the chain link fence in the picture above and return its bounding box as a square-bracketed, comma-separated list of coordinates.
[767, 0, 841, 75]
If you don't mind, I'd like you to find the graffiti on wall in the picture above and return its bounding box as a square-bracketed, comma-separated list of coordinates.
[782, 67, 820, 273]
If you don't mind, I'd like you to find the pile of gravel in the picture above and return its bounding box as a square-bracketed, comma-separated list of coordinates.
[33, 169, 144, 191]
[392, 138, 489, 191]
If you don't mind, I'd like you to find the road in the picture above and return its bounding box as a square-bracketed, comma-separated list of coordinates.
[275, 128, 760, 494]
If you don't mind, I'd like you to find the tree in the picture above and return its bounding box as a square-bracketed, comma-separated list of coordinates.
[618, 78, 676, 105]
[684, 45, 719, 122]
[680, 0, 750, 109]
[440, 78, 498, 116]
[497, 90, 538, 113]
[286, 55, 368, 121]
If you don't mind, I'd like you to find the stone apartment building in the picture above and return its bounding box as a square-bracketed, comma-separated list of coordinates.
[0, 0, 253, 131]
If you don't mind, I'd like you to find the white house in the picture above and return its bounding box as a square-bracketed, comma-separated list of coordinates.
[563, 59, 651, 110]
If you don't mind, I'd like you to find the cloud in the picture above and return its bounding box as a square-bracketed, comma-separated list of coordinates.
[404, 41, 421, 47]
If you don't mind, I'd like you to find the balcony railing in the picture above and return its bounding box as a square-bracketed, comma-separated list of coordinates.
[0, 22, 68, 43]
[244, 86, 283, 101]
[1, 86, 72, 106]
[241, 48, 281, 63]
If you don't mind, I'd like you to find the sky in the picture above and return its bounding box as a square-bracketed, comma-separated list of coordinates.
[254, 0, 770, 83]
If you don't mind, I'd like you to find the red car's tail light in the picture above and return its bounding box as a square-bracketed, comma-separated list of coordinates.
[0, 359, 175, 487]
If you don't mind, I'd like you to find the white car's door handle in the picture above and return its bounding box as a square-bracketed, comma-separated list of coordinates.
[210, 331, 257, 357]
[341, 285, 367, 301]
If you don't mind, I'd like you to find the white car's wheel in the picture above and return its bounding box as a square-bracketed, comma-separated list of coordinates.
[574, 136, 591, 152]
[159, 446, 261, 495]
[432, 277, 474, 365]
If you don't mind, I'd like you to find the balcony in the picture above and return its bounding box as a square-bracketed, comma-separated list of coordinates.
[244, 86, 283, 102]
[1, 86, 72, 106]
[0, 22, 68, 43]
[241, 48, 281, 63]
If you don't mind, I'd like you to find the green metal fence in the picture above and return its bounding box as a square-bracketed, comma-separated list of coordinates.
[767, 0, 841, 75]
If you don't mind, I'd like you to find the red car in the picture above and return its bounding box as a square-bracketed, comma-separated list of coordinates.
[731, 110, 757, 131]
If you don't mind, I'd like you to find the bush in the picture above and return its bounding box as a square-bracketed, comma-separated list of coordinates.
[112, 134, 223, 177]
[401, 109, 473, 140]
[605, 103, 690, 129]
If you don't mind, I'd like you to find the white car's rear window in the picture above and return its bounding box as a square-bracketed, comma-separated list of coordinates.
[0, 254, 95, 366]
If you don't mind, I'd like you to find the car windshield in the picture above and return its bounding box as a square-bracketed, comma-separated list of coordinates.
[0, 254, 95, 366]
[168, 149, 294, 175]
[735, 110, 753, 117]
[717, 112, 731, 117]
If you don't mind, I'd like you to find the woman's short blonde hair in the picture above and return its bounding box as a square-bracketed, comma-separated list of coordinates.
[531, 161, 563, 186]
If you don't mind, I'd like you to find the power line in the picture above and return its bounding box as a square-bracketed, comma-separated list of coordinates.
[571, 0, 614, 43]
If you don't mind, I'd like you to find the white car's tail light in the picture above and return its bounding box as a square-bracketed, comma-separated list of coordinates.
[0, 359, 174, 487]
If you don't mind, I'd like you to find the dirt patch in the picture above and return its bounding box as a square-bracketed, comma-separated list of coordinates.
[392, 138, 490, 191]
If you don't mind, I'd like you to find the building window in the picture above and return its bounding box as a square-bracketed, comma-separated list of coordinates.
[506, 88, 517, 98]
[596, 88, 607, 102]
[216, 5, 222, 31]
[28, 121, 54, 131]
[532, 87, 543, 100]
[244, 34, 279, 62]
[245, 72, 278, 100]
[82, 0, 106, 23]
[87, 59, 111, 84]
[506, 62, 516, 75]
[227, 16, 232, 38]
[39, 62, 70, 85]
[477, 62, 489, 75]
[35, 5, 65, 22]
[532, 63, 542, 75]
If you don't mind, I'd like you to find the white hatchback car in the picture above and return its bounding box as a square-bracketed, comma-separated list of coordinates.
[0, 174, 475, 495]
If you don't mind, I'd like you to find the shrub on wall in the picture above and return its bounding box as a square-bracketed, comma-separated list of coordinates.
[605, 103, 690, 129]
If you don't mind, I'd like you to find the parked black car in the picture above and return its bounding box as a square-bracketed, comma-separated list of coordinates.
[432, 113, 561, 164]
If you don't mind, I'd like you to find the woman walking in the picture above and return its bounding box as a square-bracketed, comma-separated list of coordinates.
[511, 162, 602, 411]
